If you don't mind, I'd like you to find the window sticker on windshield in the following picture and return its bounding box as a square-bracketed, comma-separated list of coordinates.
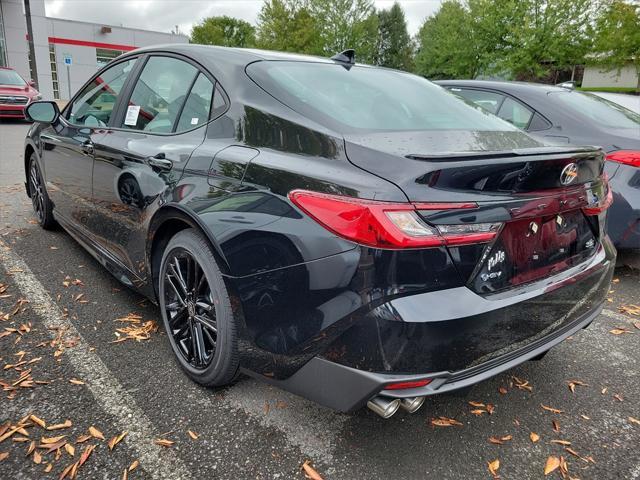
[124, 105, 140, 126]
[190, 117, 199, 125]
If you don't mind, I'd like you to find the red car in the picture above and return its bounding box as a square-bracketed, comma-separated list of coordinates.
[0, 67, 42, 119]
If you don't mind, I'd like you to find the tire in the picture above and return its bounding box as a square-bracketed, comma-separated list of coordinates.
[28, 154, 56, 230]
[158, 228, 239, 386]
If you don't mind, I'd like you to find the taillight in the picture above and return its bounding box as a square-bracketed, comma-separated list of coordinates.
[385, 379, 432, 390]
[288, 189, 501, 249]
[606, 150, 640, 168]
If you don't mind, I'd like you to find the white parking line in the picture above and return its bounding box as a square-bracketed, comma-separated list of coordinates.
[0, 240, 195, 480]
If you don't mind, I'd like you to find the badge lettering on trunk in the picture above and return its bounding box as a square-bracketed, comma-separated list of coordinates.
[487, 250, 505, 271]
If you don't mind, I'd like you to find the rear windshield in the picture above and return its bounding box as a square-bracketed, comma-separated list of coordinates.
[0, 69, 26, 86]
[548, 91, 640, 129]
[246, 61, 517, 133]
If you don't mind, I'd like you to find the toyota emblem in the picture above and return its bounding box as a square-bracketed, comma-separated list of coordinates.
[560, 163, 578, 186]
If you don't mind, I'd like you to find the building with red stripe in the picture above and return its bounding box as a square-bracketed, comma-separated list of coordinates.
[0, 0, 187, 101]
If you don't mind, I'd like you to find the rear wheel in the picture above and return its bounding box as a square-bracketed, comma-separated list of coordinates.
[158, 229, 239, 386]
[28, 154, 56, 230]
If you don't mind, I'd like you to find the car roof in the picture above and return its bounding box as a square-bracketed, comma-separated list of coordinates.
[130, 43, 337, 66]
[435, 79, 569, 95]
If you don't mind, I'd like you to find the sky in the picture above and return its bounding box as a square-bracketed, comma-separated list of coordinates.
[44, 0, 443, 37]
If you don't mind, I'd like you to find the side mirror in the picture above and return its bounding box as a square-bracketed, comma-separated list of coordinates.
[29, 80, 36, 87]
[25, 101, 60, 124]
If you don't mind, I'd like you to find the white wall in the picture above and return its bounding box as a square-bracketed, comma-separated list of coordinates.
[582, 64, 639, 89]
[2, 0, 30, 81]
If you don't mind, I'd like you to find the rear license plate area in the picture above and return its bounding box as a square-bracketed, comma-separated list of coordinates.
[469, 210, 597, 293]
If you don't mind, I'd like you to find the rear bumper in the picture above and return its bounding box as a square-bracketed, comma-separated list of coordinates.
[245, 239, 615, 412]
[256, 301, 602, 412]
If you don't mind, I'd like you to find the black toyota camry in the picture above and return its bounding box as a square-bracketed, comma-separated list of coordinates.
[23, 45, 615, 418]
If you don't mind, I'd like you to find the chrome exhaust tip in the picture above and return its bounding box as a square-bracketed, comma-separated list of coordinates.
[399, 396, 425, 414]
[367, 396, 401, 418]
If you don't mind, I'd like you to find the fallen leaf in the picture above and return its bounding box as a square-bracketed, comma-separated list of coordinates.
[613, 394, 623, 402]
[551, 440, 571, 446]
[541, 404, 563, 414]
[530, 432, 540, 443]
[68, 379, 85, 385]
[552, 420, 560, 433]
[41, 435, 66, 444]
[619, 304, 640, 316]
[154, 438, 174, 447]
[470, 409, 486, 416]
[59, 461, 77, 480]
[431, 416, 463, 427]
[30, 415, 46, 429]
[629, 417, 640, 426]
[486, 404, 495, 415]
[88, 426, 104, 440]
[79, 444, 96, 466]
[488, 435, 512, 445]
[544, 456, 561, 475]
[75, 434, 91, 444]
[33, 450, 42, 464]
[567, 380, 588, 393]
[129, 459, 139, 471]
[609, 327, 633, 335]
[302, 460, 324, 480]
[487, 459, 500, 478]
[108, 431, 127, 451]
[47, 420, 72, 431]
[469, 401, 485, 407]
[64, 443, 75, 456]
[44, 463, 52, 472]
[0, 451, 8, 461]
[187, 430, 198, 440]
[498, 387, 508, 395]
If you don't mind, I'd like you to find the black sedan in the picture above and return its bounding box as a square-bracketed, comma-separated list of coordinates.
[23, 45, 614, 418]
[436, 80, 640, 253]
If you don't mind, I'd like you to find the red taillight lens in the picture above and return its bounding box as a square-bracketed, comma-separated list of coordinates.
[385, 379, 432, 390]
[606, 150, 640, 168]
[288, 190, 500, 249]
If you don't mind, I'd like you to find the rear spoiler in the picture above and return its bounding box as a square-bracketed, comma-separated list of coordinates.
[406, 146, 601, 162]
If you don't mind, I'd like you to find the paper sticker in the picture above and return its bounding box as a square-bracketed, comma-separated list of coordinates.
[190, 117, 199, 125]
[124, 105, 140, 126]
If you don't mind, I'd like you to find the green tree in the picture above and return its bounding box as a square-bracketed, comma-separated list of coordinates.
[190, 16, 256, 47]
[309, 0, 379, 64]
[256, 0, 321, 54]
[374, 2, 414, 70]
[592, 0, 640, 89]
[414, 0, 479, 78]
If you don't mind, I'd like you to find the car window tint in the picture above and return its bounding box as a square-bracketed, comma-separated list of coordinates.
[175, 73, 214, 132]
[549, 91, 640, 129]
[528, 112, 552, 131]
[497, 97, 533, 129]
[246, 62, 517, 132]
[68, 58, 137, 127]
[212, 84, 227, 115]
[449, 88, 504, 114]
[122, 56, 198, 133]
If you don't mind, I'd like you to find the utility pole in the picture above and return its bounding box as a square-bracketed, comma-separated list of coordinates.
[23, 0, 40, 88]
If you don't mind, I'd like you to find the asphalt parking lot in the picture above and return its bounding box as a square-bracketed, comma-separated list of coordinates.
[0, 119, 639, 479]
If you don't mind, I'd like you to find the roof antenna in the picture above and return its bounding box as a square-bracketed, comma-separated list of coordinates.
[330, 49, 355, 70]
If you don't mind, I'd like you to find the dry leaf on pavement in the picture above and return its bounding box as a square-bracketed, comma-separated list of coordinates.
[530, 432, 540, 443]
[487, 459, 500, 478]
[302, 460, 324, 480]
[88, 426, 104, 440]
[431, 417, 463, 427]
[108, 431, 127, 451]
[544, 456, 561, 475]
[154, 438, 174, 447]
[541, 404, 563, 414]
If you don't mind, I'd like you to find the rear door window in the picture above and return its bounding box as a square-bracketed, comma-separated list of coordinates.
[497, 97, 533, 129]
[175, 73, 214, 132]
[120, 56, 199, 133]
[449, 88, 505, 114]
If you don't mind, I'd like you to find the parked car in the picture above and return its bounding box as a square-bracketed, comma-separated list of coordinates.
[23, 46, 615, 417]
[437, 80, 640, 253]
[0, 67, 42, 119]
[589, 91, 640, 114]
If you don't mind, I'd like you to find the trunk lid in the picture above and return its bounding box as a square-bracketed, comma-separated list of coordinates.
[344, 130, 608, 293]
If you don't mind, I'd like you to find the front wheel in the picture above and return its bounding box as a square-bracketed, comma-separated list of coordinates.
[158, 228, 239, 386]
[28, 154, 56, 230]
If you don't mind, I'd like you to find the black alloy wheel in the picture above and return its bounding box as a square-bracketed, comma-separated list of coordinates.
[159, 229, 239, 385]
[28, 155, 56, 229]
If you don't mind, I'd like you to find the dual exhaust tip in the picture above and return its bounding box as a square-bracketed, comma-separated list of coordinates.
[367, 396, 425, 418]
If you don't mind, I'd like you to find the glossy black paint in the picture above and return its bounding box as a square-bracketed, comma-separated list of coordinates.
[435, 80, 640, 252]
[24, 46, 615, 411]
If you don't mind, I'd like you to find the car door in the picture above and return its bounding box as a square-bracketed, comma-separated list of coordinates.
[40, 57, 138, 230]
[89, 54, 217, 278]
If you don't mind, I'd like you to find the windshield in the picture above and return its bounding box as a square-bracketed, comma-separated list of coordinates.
[548, 91, 640, 129]
[247, 61, 517, 133]
[0, 69, 26, 86]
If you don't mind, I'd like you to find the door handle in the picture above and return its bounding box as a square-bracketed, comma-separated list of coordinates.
[81, 141, 94, 155]
[147, 153, 173, 172]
